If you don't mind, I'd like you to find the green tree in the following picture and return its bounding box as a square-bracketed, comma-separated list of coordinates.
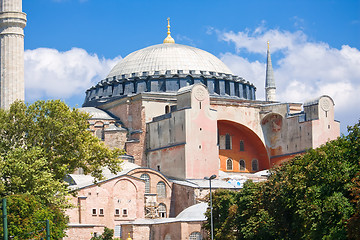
[90, 227, 114, 240]
[0, 100, 125, 239]
[0, 194, 68, 240]
[0, 100, 124, 206]
[205, 120, 360, 239]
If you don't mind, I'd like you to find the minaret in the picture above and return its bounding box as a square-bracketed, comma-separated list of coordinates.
[163, 17, 175, 44]
[265, 41, 276, 102]
[0, 0, 26, 109]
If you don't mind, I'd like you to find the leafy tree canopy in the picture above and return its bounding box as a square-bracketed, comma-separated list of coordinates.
[204, 120, 360, 240]
[0, 194, 68, 240]
[0, 100, 124, 207]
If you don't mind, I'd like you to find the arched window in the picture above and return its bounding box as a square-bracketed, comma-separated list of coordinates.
[239, 159, 246, 171]
[95, 128, 104, 141]
[252, 159, 258, 171]
[140, 174, 150, 193]
[157, 181, 166, 198]
[164, 234, 171, 240]
[189, 232, 202, 240]
[226, 158, 233, 171]
[240, 140, 245, 151]
[158, 203, 167, 218]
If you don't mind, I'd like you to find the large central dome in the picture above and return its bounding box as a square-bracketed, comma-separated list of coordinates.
[107, 43, 233, 78]
[83, 40, 257, 107]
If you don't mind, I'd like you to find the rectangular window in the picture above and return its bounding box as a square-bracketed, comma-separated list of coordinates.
[99, 208, 104, 216]
[122, 209, 128, 217]
[219, 135, 225, 149]
[225, 134, 232, 150]
[219, 134, 232, 150]
[240, 140, 245, 151]
[115, 208, 120, 216]
[92, 208, 97, 216]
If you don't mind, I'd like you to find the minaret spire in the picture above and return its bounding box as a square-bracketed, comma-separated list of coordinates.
[163, 17, 175, 44]
[265, 41, 276, 102]
[0, 0, 27, 109]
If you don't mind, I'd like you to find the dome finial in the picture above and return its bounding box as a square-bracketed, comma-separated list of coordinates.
[163, 17, 175, 44]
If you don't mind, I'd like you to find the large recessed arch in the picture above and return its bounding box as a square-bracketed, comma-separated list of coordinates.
[218, 120, 270, 172]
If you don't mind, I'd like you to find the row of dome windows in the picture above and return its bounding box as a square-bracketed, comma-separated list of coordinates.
[85, 77, 256, 104]
[226, 158, 259, 172]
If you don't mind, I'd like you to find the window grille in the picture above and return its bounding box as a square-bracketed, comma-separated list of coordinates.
[140, 174, 150, 193]
[157, 181, 166, 198]
[189, 232, 202, 240]
[227, 158, 233, 171]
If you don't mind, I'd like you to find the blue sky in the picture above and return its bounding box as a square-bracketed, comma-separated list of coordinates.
[23, 0, 360, 134]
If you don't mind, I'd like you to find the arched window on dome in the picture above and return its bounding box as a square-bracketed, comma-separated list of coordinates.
[227, 158, 233, 171]
[140, 174, 150, 193]
[146, 79, 151, 92]
[235, 82, 240, 97]
[243, 85, 247, 99]
[239, 159, 246, 171]
[158, 203, 167, 218]
[157, 181, 166, 198]
[225, 80, 230, 95]
[200, 76, 207, 86]
[214, 79, 220, 94]
[159, 78, 166, 92]
[186, 76, 194, 86]
[252, 159, 259, 172]
[165, 105, 170, 114]
[189, 232, 202, 240]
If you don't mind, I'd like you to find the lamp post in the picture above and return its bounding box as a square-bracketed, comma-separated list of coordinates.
[204, 174, 216, 240]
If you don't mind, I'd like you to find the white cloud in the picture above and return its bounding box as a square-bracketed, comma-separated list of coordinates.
[24, 47, 121, 101]
[217, 27, 360, 132]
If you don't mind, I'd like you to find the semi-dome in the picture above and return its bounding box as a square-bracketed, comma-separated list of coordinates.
[107, 43, 233, 78]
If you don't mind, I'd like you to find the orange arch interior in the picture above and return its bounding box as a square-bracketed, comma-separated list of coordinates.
[218, 120, 270, 172]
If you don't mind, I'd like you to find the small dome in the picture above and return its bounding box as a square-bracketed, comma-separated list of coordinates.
[107, 43, 233, 78]
[176, 202, 207, 221]
[78, 107, 116, 120]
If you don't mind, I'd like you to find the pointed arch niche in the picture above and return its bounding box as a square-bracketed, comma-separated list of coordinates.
[218, 120, 270, 172]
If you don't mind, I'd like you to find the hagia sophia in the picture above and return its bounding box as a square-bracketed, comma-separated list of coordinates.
[0, 1, 340, 240]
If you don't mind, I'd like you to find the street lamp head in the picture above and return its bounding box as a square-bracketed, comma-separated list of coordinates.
[204, 175, 217, 180]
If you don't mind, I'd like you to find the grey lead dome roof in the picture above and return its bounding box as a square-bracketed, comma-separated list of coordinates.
[107, 43, 233, 78]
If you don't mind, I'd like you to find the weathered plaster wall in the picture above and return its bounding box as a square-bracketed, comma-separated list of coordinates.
[65, 176, 145, 240]
[184, 84, 219, 179]
[170, 183, 197, 217]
